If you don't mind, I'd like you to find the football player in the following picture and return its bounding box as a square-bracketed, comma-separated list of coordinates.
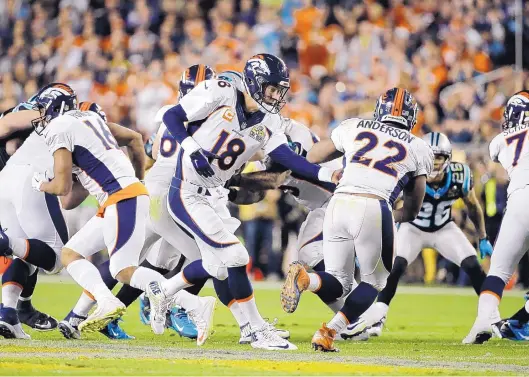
[146, 53, 341, 350]
[0, 84, 76, 338]
[281, 88, 433, 351]
[344, 131, 494, 338]
[464, 91, 529, 344]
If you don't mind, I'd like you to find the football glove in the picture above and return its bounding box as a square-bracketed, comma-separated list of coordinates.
[190, 149, 219, 178]
[32, 171, 50, 192]
[479, 237, 493, 259]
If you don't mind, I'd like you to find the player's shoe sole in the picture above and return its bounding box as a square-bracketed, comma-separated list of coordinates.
[0, 321, 30, 339]
[79, 306, 126, 333]
[58, 321, 81, 339]
[280, 262, 309, 313]
[312, 323, 338, 352]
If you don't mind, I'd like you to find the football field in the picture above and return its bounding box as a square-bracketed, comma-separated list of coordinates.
[1, 276, 528, 376]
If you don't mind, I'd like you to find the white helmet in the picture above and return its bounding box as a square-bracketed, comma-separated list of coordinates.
[423, 132, 452, 179]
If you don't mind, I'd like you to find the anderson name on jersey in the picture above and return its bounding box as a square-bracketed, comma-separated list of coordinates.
[411, 161, 473, 232]
[174, 78, 288, 188]
[42, 110, 139, 205]
[330, 118, 433, 205]
[489, 122, 529, 196]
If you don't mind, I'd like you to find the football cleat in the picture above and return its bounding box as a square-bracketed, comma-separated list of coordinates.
[18, 303, 58, 331]
[280, 262, 309, 313]
[250, 322, 298, 351]
[58, 310, 86, 339]
[312, 323, 338, 352]
[240, 320, 290, 344]
[78, 297, 126, 333]
[100, 318, 135, 340]
[366, 317, 386, 337]
[499, 320, 529, 341]
[139, 294, 151, 325]
[168, 307, 198, 339]
[0, 304, 30, 339]
[0, 229, 13, 257]
[146, 281, 171, 335]
[339, 317, 368, 340]
[462, 317, 501, 344]
[187, 296, 216, 346]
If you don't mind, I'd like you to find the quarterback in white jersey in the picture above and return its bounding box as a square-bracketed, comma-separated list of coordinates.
[464, 90, 529, 344]
[147, 53, 340, 351]
[281, 88, 433, 352]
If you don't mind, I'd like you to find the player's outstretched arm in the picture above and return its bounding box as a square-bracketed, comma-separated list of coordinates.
[37, 148, 73, 196]
[463, 188, 493, 258]
[268, 144, 340, 184]
[0, 109, 40, 138]
[107, 122, 146, 180]
[306, 138, 344, 164]
[393, 175, 426, 223]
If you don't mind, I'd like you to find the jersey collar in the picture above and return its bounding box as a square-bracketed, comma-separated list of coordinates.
[425, 167, 452, 199]
[235, 91, 265, 130]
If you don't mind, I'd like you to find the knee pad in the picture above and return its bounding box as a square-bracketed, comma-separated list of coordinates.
[109, 256, 136, 278]
[202, 263, 228, 280]
[326, 269, 353, 298]
[224, 243, 250, 268]
[298, 243, 323, 269]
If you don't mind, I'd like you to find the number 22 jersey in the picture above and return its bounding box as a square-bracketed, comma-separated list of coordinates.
[330, 118, 433, 205]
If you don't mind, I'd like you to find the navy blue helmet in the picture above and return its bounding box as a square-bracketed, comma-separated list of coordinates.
[179, 64, 216, 99]
[32, 83, 78, 135]
[243, 53, 290, 114]
[374, 88, 418, 131]
[80, 101, 108, 123]
[503, 90, 529, 130]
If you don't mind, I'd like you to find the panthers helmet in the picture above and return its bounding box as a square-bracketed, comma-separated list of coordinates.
[243, 53, 290, 114]
[503, 90, 529, 130]
[218, 70, 245, 92]
[374, 88, 418, 131]
[32, 83, 78, 135]
[179, 64, 216, 99]
[79, 101, 108, 123]
[423, 132, 452, 178]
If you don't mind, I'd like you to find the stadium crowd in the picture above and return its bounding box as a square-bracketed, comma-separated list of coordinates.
[1, 0, 529, 287]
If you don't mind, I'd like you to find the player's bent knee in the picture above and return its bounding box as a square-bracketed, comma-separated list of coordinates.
[202, 263, 228, 280]
[61, 247, 83, 267]
[327, 270, 353, 298]
[109, 258, 136, 282]
[44, 257, 63, 275]
[460, 255, 481, 272]
[224, 244, 250, 268]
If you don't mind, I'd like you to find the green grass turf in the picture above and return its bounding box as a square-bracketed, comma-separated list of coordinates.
[1, 279, 528, 375]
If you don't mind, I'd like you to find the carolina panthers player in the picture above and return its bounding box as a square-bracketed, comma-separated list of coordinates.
[147, 53, 341, 351]
[464, 91, 529, 344]
[347, 132, 494, 339]
[282, 88, 433, 352]
[0, 84, 76, 338]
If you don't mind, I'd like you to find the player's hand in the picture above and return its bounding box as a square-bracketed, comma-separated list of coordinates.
[190, 149, 219, 178]
[32, 172, 50, 192]
[479, 237, 493, 259]
[331, 168, 343, 184]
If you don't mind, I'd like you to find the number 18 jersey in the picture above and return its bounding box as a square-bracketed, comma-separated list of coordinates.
[331, 118, 433, 205]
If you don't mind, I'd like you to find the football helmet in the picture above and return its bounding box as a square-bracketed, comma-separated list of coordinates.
[79, 101, 108, 123]
[32, 83, 77, 135]
[179, 64, 216, 99]
[423, 132, 452, 178]
[503, 90, 529, 131]
[374, 88, 418, 131]
[243, 53, 290, 114]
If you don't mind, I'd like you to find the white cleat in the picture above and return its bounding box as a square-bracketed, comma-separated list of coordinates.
[146, 281, 171, 335]
[240, 320, 291, 344]
[250, 322, 298, 351]
[366, 316, 386, 337]
[187, 296, 217, 346]
[462, 317, 497, 344]
[336, 327, 369, 341]
[78, 297, 126, 333]
[0, 321, 31, 339]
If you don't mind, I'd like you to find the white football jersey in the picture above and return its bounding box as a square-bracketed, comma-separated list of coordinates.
[281, 118, 341, 210]
[145, 105, 178, 186]
[7, 132, 53, 173]
[43, 110, 139, 205]
[489, 123, 529, 196]
[331, 118, 433, 205]
[175, 78, 287, 188]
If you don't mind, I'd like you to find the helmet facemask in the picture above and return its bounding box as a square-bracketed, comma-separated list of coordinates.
[429, 151, 451, 180]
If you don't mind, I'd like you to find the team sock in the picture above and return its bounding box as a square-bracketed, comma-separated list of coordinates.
[8, 238, 56, 271]
[1, 258, 29, 308]
[66, 259, 115, 302]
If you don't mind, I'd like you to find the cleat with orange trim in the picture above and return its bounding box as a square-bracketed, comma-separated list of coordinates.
[280, 262, 309, 313]
[311, 323, 338, 352]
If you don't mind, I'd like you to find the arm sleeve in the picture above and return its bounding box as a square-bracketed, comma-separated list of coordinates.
[268, 144, 321, 181]
[161, 105, 189, 145]
[45, 119, 75, 154]
[489, 137, 500, 163]
[330, 125, 346, 153]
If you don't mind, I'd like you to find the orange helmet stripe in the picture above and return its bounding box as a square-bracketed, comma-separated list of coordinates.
[79, 102, 93, 111]
[53, 83, 74, 95]
[391, 88, 405, 116]
[196, 64, 206, 85]
[518, 91, 529, 100]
